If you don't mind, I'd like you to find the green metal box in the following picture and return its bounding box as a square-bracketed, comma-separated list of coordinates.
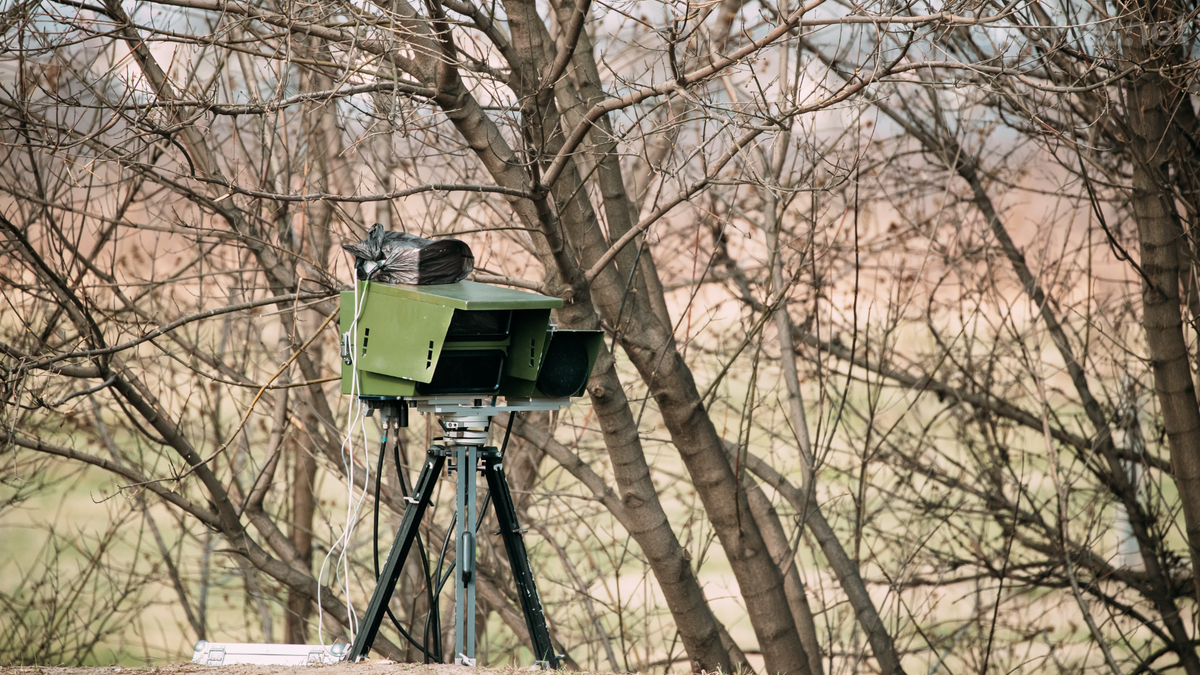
[340, 280, 602, 399]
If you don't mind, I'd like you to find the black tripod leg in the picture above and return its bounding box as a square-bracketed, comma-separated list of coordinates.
[349, 449, 446, 661]
[483, 454, 559, 668]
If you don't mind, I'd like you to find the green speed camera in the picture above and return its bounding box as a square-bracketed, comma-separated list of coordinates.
[340, 280, 602, 399]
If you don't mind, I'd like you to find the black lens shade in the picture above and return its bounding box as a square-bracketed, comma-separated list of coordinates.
[536, 333, 590, 398]
[445, 309, 513, 342]
[419, 350, 506, 394]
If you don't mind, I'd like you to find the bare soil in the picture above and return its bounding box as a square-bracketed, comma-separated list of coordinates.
[0, 664, 550, 675]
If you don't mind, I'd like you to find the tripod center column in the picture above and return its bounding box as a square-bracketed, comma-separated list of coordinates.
[446, 413, 489, 667]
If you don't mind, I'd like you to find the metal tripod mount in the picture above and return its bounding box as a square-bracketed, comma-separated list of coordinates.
[348, 396, 565, 668]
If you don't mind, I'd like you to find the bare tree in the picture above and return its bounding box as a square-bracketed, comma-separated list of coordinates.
[5, 0, 1200, 671]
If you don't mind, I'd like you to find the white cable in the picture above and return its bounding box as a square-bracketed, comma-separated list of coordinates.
[342, 383, 372, 633]
[318, 278, 371, 647]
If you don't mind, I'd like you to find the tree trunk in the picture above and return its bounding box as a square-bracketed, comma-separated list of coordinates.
[286, 442, 318, 642]
[742, 465, 825, 675]
[1125, 21, 1200, 613]
[504, 4, 812, 663]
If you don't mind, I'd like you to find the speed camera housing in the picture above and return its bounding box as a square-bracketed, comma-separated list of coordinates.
[340, 280, 602, 399]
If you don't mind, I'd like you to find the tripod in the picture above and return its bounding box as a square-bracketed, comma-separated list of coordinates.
[348, 397, 563, 668]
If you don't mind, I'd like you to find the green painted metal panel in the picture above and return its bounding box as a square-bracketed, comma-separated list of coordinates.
[505, 308, 553, 381]
[342, 288, 455, 385]
[342, 368, 418, 397]
[497, 373, 538, 398]
[361, 280, 562, 311]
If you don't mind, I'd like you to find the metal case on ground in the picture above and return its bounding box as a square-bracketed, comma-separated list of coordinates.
[191, 641, 347, 666]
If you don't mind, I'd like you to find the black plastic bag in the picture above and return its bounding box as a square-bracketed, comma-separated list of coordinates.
[342, 223, 474, 285]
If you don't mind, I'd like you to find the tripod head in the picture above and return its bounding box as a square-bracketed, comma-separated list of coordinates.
[364, 395, 569, 446]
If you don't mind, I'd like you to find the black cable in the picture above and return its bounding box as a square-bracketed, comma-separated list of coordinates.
[386, 600, 437, 661]
[426, 509, 457, 659]
[396, 438, 441, 663]
[433, 480, 496, 595]
[373, 431, 387, 580]
[475, 492, 492, 533]
[372, 425, 438, 662]
[432, 511, 457, 593]
[499, 410, 516, 457]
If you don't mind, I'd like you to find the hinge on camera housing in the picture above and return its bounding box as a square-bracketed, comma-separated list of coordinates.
[340, 330, 353, 365]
